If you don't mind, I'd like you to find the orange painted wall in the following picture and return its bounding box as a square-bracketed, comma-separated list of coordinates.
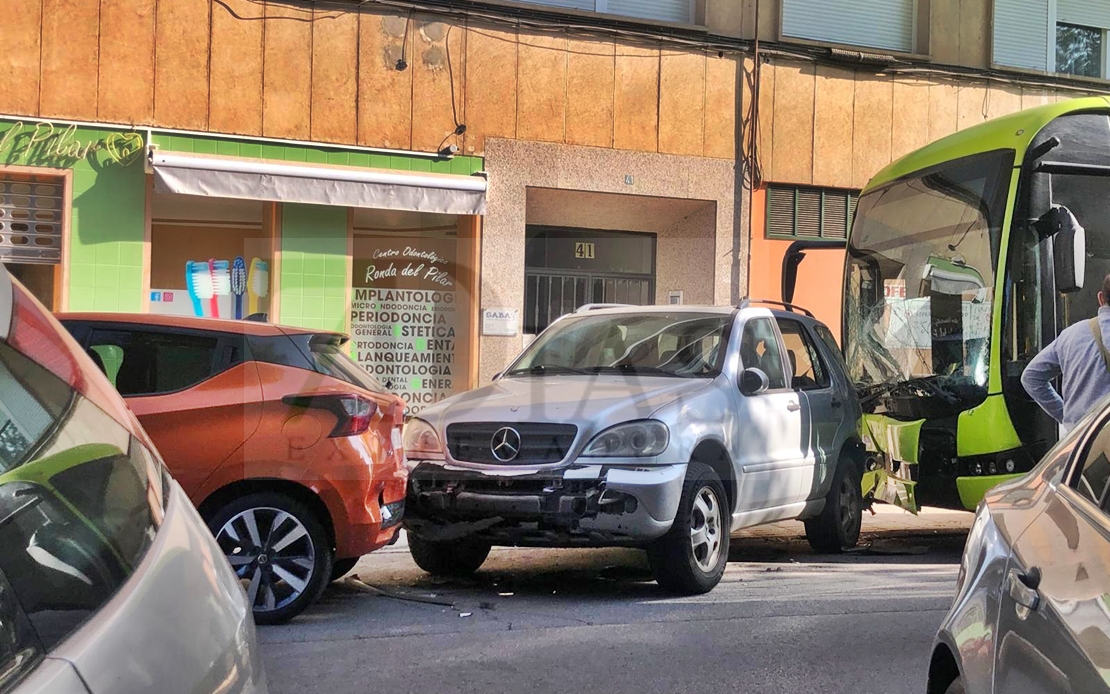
[748, 188, 846, 344]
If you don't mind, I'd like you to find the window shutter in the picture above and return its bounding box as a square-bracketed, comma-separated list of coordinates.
[515, 0, 692, 23]
[519, 0, 594, 11]
[795, 189, 822, 238]
[767, 187, 796, 237]
[823, 192, 848, 239]
[1058, 0, 1110, 30]
[781, 0, 914, 53]
[605, 0, 693, 23]
[993, 0, 1051, 71]
[0, 173, 64, 264]
[766, 186, 859, 240]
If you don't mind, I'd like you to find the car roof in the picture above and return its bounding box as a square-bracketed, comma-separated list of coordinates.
[55, 312, 335, 337]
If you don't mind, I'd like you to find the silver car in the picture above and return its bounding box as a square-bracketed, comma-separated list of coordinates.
[0, 267, 267, 694]
[927, 396, 1110, 694]
[402, 302, 865, 593]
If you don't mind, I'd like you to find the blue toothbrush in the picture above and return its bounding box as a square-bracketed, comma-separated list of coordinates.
[185, 261, 204, 317]
[231, 257, 247, 319]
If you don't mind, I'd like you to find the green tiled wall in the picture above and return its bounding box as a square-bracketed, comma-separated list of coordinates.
[0, 120, 145, 312]
[150, 133, 484, 176]
[279, 204, 349, 333]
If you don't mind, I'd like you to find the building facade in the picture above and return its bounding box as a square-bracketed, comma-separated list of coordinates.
[1, 0, 1106, 411]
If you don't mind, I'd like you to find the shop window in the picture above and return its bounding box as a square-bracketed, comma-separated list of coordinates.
[350, 209, 478, 414]
[0, 171, 65, 309]
[766, 186, 859, 240]
[148, 193, 271, 321]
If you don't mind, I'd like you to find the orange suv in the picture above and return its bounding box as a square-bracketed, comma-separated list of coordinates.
[58, 313, 407, 624]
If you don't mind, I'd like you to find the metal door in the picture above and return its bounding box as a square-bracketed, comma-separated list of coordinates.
[731, 316, 809, 512]
[524, 271, 653, 334]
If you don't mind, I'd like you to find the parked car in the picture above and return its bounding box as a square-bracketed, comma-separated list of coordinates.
[56, 313, 407, 624]
[0, 266, 267, 694]
[402, 301, 864, 593]
[927, 396, 1110, 694]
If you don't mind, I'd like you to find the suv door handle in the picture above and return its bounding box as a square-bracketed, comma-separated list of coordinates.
[787, 401, 801, 412]
[1008, 567, 1042, 611]
[831, 397, 843, 409]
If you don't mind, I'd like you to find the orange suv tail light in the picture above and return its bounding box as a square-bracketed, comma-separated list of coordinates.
[283, 393, 378, 438]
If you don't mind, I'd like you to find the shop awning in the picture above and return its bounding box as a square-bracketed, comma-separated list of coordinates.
[149, 149, 487, 215]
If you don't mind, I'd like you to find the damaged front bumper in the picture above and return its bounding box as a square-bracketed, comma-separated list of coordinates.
[404, 462, 686, 546]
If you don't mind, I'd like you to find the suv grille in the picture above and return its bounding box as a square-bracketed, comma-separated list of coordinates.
[446, 423, 578, 465]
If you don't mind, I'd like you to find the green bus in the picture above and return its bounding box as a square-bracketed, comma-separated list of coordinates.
[842, 97, 1109, 512]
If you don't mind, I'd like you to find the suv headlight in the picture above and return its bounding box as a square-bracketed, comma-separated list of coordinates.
[582, 421, 669, 458]
[402, 418, 444, 461]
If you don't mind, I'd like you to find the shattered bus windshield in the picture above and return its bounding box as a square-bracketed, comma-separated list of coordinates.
[844, 150, 1014, 417]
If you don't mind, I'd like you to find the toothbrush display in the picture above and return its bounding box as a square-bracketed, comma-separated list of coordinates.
[247, 258, 269, 316]
[209, 259, 231, 319]
[231, 257, 247, 320]
[186, 260, 214, 318]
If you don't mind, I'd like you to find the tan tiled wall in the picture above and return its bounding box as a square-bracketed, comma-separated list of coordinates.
[2, 0, 740, 160]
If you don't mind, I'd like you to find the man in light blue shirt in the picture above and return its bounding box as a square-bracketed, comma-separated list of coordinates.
[1022, 274, 1110, 431]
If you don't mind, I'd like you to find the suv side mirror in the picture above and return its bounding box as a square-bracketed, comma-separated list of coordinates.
[739, 368, 770, 396]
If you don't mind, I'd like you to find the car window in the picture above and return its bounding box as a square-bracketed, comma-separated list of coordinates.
[0, 567, 40, 693]
[777, 319, 830, 390]
[812, 324, 848, 374]
[87, 329, 219, 396]
[1072, 418, 1110, 508]
[0, 340, 164, 653]
[507, 312, 732, 378]
[739, 317, 787, 389]
[291, 334, 388, 394]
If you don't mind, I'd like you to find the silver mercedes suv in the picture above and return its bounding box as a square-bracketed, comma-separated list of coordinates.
[402, 301, 864, 594]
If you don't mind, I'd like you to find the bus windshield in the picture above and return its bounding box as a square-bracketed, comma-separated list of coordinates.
[844, 150, 1014, 417]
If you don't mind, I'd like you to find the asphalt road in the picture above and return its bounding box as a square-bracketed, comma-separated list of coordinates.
[260, 512, 970, 694]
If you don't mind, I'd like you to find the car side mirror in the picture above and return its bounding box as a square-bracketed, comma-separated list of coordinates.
[739, 368, 770, 396]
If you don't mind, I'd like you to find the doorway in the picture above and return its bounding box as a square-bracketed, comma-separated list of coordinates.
[524, 227, 656, 334]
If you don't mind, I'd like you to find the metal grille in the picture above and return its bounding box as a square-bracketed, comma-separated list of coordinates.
[524, 272, 652, 333]
[765, 185, 860, 241]
[446, 423, 579, 465]
[0, 173, 64, 264]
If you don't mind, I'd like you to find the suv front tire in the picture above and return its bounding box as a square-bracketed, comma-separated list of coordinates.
[647, 462, 729, 594]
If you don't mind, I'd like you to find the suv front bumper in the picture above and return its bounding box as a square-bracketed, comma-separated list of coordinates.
[404, 462, 687, 546]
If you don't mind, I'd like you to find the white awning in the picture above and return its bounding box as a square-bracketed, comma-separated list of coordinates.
[149, 149, 487, 216]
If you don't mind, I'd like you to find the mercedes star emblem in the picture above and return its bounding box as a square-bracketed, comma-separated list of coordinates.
[490, 427, 522, 462]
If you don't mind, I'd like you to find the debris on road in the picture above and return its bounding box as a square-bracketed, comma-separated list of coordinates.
[343, 577, 456, 607]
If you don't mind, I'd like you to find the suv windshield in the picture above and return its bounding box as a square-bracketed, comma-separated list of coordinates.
[506, 312, 733, 378]
[844, 149, 1013, 417]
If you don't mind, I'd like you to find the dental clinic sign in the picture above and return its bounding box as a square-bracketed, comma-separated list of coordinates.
[0, 121, 144, 167]
[350, 241, 461, 414]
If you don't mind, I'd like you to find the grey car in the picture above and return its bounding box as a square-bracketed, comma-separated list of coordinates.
[402, 301, 865, 593]
[0, 267, 266, 694]
[927, 396, 1110, 694]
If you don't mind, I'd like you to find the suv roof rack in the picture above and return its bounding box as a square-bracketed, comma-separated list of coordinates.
[575, 303, 632, 313]
[737, 298, 815, 319]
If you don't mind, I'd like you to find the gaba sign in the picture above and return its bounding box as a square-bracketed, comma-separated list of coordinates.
[0, 121, 144, 167]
